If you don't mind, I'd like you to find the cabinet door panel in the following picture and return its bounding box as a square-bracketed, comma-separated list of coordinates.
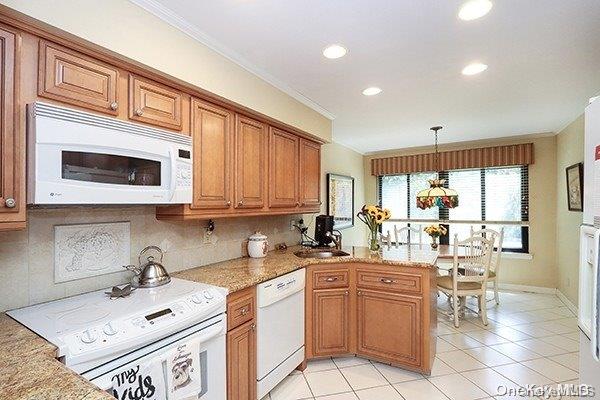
[38, 41, 119, 114]
[312, 289, 350, 356]
[129, 74, 182, 130]
[191, 99, 233, 209]
[227, 320, 257, 400]
[357, 290, 422, 367]
[0, 27, 24, 230]
[299, 139, 321, 208]
[235, 115, 266, 209]
[269, 128, 299, 208]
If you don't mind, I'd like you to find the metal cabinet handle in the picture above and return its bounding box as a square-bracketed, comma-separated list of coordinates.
[251, 323, 256, 331]
[238, 200, 244, 206]
[135, 109, 143, 116]
[325, 277, 338, 282]
[240, 307, 248, 316]
[295, 202, 300, 207]
[4, 198, 16, 208]
[110, 102, 118, 110]
[344, 290, 349, 296]
[380, 278, 395, 284]
[357, 290, 362, 296]
[226, 200, 231, 206]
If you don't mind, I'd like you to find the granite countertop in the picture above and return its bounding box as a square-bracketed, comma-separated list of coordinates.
[0, 314, 113, 400]
[175, 245, 438, 293]
[0, 245, 437, 399]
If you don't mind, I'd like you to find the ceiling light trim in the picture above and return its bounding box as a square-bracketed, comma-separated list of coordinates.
[128, 0, 336, 120]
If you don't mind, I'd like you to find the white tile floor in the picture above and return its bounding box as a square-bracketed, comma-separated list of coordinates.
[262, 291, 580, 400]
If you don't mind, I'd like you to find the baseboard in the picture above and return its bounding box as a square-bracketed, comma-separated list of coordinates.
[556, 290, 578, 313]
[488, 282, 558, 294]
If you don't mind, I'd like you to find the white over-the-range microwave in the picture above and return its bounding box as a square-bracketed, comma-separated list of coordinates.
[27, 102, 192, 205]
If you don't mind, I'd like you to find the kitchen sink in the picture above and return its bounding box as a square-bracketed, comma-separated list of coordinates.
[294, 249, 350, 258]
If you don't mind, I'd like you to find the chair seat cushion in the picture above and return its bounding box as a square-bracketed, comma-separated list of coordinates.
[437, 276, 482, 291]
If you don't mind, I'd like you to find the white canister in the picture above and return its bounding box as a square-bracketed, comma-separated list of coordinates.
[247, 231, 268, 258]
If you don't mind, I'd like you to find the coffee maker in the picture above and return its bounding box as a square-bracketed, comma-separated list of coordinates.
[314, 215, 335, 247]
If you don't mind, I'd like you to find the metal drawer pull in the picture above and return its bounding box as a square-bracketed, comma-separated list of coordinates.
[325, 277, 338, 282]
[380, 278, 395, 284]
[135, 109, 144, 116]
[251, 323, 256, 331]
[357, 290, 362, 296]
[240, 307, 249, 316]
[344, 290, 349, 296]
[5, 198, 16, 208]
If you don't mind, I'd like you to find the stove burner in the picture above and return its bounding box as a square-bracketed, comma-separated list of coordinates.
[105, 284, 135, 299]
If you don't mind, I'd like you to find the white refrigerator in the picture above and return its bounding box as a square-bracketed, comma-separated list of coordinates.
[579, 97, 600, 386]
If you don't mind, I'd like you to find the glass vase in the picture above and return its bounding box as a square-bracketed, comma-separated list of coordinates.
[369, 229, 380, 253]
[430, 236, 439, 250]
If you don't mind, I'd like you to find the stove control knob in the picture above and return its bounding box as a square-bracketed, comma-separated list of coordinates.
[103, 322, 118, 336]
[203, 290, 214, 300]
[191, 294, 203, 304]
[80, 329, 98, 344]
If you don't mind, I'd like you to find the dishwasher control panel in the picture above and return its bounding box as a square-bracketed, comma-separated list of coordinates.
[257, 269, 305, 307]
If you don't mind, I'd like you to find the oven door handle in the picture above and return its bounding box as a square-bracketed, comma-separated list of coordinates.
[90, 321, 225, 392]
[168, 148, 177, 201]
[592, 229, 600, 362]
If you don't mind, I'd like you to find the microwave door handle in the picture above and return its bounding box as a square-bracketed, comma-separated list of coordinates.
[593, 230, 600, 362]
[168, 149, 177, 201]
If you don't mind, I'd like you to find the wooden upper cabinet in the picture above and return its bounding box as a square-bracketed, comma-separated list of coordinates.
[269, 127, 299, 208]
[357, 289, 422, 367]
[312, 289, 351, 356]
[0, 27, 25, 231]
[235, 115, 267, 209]
[299, 139, 321, 209]
[191, 99, 233, 209]
[128, 74, 182, 130]
[38, 40, 119, 115]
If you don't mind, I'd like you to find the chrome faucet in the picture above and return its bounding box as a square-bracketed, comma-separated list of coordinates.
[326, 230, 343, 250]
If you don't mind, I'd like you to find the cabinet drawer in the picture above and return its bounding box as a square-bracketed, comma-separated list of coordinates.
[357, 269, 422, 294]
[312, 268, 350, 289]
[38, 41, 119, 114]
[227, 287, 256, 331]
[129, 74, 182, 130]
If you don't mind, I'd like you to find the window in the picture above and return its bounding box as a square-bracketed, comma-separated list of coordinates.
[378, 166, 529, 252]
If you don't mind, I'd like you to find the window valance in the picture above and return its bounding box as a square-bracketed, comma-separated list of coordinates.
[370, 143, 534, 176]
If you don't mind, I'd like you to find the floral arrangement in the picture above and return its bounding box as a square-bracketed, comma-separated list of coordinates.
[357, 205, 391, 252]
[424, 224, 447, 249]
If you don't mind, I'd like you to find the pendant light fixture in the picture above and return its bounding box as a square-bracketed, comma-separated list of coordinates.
[416, 126, 459, 209]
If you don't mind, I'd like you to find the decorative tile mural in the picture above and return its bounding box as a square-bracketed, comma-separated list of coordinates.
[54, 221, 130, 283]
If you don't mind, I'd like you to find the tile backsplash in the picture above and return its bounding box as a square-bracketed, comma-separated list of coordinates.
[0, 207, 301, 312]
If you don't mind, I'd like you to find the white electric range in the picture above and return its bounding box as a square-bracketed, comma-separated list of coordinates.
[8, 278, 228, 399]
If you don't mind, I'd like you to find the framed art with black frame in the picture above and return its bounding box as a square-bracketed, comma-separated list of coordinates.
[327, 173, 355, 230]
[566, 162, 584, 211]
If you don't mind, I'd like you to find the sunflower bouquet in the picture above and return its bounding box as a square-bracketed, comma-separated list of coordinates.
[357, 205, 391, 252]
[424, 224, 447, 249]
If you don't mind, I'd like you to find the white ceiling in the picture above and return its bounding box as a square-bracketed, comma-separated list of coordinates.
[133, 0, 600, 153]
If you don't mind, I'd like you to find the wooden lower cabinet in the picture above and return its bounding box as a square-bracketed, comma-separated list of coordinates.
[227, 320, 257, 400]
[357, 289, 422, 367]
[226, 286, 257, 400]
[312, 288, 350, 356]
[305, 263, 436, 375]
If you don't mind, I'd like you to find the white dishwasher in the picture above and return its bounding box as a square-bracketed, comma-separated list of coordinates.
[257, 269, 305, 399]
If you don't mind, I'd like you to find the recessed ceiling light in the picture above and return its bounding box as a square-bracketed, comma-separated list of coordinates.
[458, 0, 493, 21]
[362, 87, 382, 96]
[462, 62, 488, 75]
[322, 44, 347, 59]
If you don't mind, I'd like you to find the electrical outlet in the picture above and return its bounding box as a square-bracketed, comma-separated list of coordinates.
[203, 228, 212, 244]
[290, 218, 296, 231]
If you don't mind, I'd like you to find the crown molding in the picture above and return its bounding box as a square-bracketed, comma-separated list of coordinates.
[128, 0, 336, 120]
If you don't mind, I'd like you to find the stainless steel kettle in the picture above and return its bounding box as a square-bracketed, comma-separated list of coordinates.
[124, 246, 171, 288]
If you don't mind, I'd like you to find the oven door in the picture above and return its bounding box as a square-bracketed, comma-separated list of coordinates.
[84, 315, 226, 400]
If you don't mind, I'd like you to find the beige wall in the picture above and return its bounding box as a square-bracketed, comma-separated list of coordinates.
[363, 135, 559, 290]
[304, 142, 368, 247]
[0, 0, 332, 142]
[555, 115, 584, 305]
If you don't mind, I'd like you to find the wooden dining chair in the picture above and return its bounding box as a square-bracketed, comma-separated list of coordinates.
[436, 234, 494, 327]
[393, 224, 423, 247]
[470, 227, 505, 305]
[379, 230, 392, 249]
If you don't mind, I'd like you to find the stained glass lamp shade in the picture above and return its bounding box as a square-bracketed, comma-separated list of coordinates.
[416, 126, 459, 210]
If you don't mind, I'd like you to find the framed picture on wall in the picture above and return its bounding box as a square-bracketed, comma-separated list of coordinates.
[566, 162, 583, 211]
[327, 173, 355, 229]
